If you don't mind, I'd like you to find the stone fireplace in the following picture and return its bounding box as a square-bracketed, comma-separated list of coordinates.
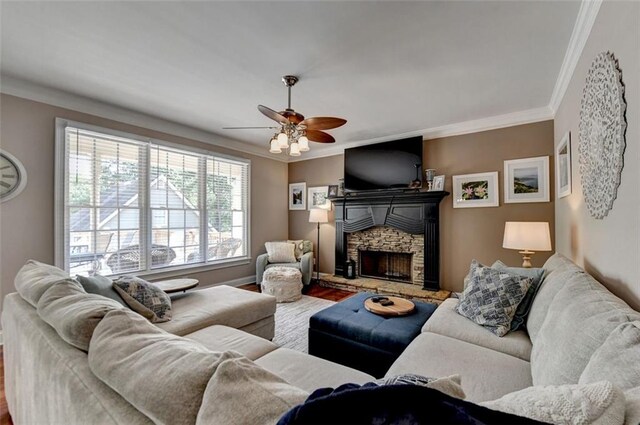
[347, 226, 423, 286]
[331, 191, 448, 290]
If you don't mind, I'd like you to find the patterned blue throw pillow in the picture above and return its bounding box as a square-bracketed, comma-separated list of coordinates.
[113, 276, 172, 323]
[455, 260, 532, 337]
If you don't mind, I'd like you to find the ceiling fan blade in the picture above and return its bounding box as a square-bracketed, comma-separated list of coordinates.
[306, 129, 335, 144]
[258, 105, 289, 125]
[301, 117, 347, 130]
[222, 126, 279, 130]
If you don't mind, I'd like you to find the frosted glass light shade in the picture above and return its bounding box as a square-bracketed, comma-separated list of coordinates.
[269, 139, 282, 154]
[289, 142, 301, 156]
[277, 132, 289, 148]
[298, 136, 310, 151]
[503, 222, 552, 251]
[309, 208, 328, 223]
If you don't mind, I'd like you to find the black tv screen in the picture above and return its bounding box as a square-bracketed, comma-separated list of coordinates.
[344, 136, 423, 192]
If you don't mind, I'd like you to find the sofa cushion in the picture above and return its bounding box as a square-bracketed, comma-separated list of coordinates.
[579, 321, 640, 391]
[195, 356, 309, 425]
[423, 298, 532, 361]
[491, 260, 545, 332]
[156, 285, 276, 336]
[480, 381, 626, 425]
[88, 309, 242, 425]
[183, 325, 278, 360]
[14, 260, 69, 307]
[255, 348, 374, 393]
[76, 274, 128, 308]
[265, 241, 297, 263]
[386, 332, 533, 403]
[456, 260, 531, 336]
[527, 253, 584, 342]
[530, 272, 640, 386]
[36, 279, 125, 351]
[113, 276, 172, 323]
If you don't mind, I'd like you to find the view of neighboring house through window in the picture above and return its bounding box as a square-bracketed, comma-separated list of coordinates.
[57, 121, 250, 276]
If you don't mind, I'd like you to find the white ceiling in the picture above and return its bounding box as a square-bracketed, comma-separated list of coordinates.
[1, 1, 581, 160]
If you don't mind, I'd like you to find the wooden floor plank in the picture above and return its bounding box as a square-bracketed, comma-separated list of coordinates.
[0, 283, 351, 425]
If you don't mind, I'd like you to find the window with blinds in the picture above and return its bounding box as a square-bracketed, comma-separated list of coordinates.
[56, 120, 250, 276]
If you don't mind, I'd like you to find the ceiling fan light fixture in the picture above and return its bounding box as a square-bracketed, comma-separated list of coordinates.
[277, 131, 289, 148]
[289, 142, 301, 156]
[269, 138, 282, 154]
[298, 135, 310, 152]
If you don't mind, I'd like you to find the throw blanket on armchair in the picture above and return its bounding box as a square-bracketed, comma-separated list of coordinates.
[278, 383, 548, 425]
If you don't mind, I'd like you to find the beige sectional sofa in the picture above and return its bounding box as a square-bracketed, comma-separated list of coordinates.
[3, 254, 640, 424]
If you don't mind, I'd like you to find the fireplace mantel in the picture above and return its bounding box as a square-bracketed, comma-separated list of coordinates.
[330, 190, 449, 290]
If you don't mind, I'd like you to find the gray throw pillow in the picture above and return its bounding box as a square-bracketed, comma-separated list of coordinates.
[456, 260, 532, 337]
[76, 274, 128, 308]
[112, 276, 172, 323]
[491, 260, 545, 331]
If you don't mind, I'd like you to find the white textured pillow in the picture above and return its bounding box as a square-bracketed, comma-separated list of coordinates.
[265, 242, 297, 263]
[480, 381, 626, 425]
[196, 356, 309, 425]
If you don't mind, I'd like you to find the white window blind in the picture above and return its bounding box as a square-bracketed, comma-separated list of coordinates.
[57, 121, 250, 276]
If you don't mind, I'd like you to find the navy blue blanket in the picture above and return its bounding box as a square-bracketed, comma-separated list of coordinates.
[278, 383, 548, 425]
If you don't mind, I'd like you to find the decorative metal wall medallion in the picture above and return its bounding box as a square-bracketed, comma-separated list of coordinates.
[578, 51, 627, 219]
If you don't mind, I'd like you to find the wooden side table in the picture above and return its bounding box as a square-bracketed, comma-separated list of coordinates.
[154, 278, 199, 294]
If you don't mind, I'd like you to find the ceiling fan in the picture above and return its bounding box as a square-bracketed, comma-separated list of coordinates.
[223, 75, 347, 156]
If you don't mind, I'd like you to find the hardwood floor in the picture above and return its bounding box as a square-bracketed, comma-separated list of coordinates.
[239, 281, 355, 302]
[0, 283, 350, 424]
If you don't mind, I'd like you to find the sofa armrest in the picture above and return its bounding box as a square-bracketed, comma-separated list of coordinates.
[300, 252, 313, 286]
[256, 253, 269, 286]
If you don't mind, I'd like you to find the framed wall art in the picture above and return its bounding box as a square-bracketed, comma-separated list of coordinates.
[556, 132, 572, 199]
[504, 156, 550, 203]
[452, 172, 499, 208]
[308, 186, 329, 210]
[288, 182, 306, 210]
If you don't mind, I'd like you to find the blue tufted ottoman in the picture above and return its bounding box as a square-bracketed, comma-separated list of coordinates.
[309, 292, 437, 378]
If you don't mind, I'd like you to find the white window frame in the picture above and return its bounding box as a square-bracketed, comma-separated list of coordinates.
[55, 118, 251, 279]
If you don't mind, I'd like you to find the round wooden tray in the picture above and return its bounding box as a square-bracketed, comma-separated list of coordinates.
[364, 296, 415, 316]
[154, 278, 199, 294]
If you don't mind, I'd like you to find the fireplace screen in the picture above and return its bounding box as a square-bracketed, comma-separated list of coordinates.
[358, 250, 413, 284]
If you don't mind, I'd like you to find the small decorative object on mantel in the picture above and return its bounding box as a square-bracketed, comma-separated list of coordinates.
[337, 178, 345, 196]
[328, 185, 339, 197]
[408, 164, 422, 189]
[579, 51, 627, 219]
[432, 175, 445, 192]
[425, 169, 436, 190]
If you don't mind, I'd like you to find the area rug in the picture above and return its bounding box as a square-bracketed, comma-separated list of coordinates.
[272, 295, 335, 353]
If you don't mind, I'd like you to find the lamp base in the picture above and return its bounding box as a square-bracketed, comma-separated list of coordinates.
[518, 250, 535, 268]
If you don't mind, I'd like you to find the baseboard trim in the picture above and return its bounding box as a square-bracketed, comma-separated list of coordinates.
[197, 275, 256, 290]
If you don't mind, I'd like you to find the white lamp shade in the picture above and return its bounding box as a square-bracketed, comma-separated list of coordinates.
[289, 142, 301, 156]
[269, 138, 282, 153]
[309, 208, 328, 223]
[503, 222, 552, 251]
[298, 136, 310, 151]
[277, 132, 289, 148]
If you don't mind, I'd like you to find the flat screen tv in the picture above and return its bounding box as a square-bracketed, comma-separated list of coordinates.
[344, 136, 423, 192]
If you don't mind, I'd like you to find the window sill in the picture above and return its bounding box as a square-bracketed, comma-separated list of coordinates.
[105, 257, 252, 281]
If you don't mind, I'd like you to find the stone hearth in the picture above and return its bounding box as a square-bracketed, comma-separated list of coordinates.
[318, 273, 450, 305]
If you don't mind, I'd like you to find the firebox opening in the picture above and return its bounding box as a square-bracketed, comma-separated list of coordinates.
[358, 250, 413, 284]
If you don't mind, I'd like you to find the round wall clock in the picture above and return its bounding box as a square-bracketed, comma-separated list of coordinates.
[0, 150, 28, 202]
[578, 51, 626, 219]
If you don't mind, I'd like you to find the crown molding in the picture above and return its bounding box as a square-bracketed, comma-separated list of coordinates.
[289, 106, 554, 162]
[0, 74, 288, 163]
[549, 0, 602, 113]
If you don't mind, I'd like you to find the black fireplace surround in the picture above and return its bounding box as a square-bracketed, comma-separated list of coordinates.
[330, 191, 449, 291]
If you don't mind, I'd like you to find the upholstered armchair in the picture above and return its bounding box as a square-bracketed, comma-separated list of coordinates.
[256, 240, 313, 286]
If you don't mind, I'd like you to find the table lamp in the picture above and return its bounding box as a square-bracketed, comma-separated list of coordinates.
[309, 209, 329, 283]
[502, 221, 552, 268]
